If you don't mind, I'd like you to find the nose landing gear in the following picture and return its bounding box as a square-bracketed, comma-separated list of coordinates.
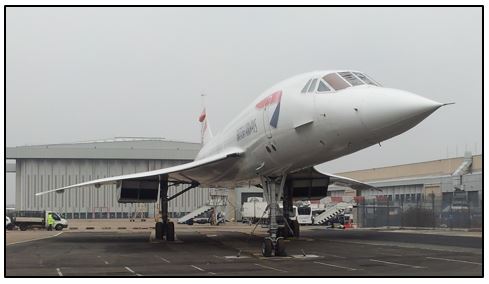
[260, 175, 289, 257]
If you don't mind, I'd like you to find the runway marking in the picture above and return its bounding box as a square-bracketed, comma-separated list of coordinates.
[190, 265, 206, 272]
[313, 261, 357, 271]
[224, 255, 250, 259]
[159, 257, 171, 263]
[7, 232, 63, 246]
[291, 254, 320, 259]
[254, 263, 287, 273]
[322, 253, 347, 259]
[125, 266, 143, 276]
[369, 259, 425, 269]
[56, 268, 63, 276]
[426, 257, 482, 265]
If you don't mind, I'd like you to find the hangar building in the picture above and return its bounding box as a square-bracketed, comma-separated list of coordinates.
[328, 152, 482, 208]
[6, 138, 218, 219]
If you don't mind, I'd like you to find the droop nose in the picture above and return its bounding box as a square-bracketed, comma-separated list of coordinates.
[359, 88, 443, 134]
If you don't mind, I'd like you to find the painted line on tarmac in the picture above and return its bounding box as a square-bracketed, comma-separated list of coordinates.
[426, 257, 482, 265]
[56, 268, 63, 277]
[313, 261, 357, 271]
[7, 232, 63, 246]
[322, 253, 347, 259]
[190, 265, 206, 272]
[369, 259, 425, 269]
[328, 239, 481, 254]
[159, 257, 171, 263]
[254, 263, 287, 273]
[190, 264, 217, 274]
[124, 266, 143, 276]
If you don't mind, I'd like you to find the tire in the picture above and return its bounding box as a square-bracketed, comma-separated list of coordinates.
[262, 239, 273, 257]
[19, 224, 28, 231]
[155, 222, 164, 240]
[275, 238, 286, 256]
[165, 222, 175, 241]
[55, 224, 63, 231]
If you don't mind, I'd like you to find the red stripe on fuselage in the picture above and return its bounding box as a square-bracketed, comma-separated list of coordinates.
[255, 90, 282, 109]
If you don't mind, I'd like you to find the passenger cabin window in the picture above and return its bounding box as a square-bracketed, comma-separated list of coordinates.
[339, 72, 363, 86]
[353, 72, 379, 86]
[307, 78, 318, 93]
[301, 79, 312, 93]
[317, 80, 331, 92]
[323, 73, 350, 90]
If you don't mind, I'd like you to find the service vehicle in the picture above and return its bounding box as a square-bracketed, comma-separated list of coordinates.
[8, 210, 68, 231]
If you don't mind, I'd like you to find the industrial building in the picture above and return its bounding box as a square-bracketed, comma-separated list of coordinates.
[6, 138, 218, 219]
[328, 152, 482, 208]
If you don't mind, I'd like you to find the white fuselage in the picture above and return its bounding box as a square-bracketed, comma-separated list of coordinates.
[195, 70, 441, 186]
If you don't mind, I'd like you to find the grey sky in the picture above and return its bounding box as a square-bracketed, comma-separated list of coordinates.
[6, 7, 482, 203]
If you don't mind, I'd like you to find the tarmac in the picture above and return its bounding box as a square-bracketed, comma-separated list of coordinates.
[5, 221, 483, 277]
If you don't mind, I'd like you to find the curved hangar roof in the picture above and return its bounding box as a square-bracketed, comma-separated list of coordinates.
[6, 137, 201, 160]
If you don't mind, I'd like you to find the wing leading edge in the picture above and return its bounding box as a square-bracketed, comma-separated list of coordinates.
[35, 148, 244, 196]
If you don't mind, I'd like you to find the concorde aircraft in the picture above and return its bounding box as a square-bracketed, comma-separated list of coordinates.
[37, 70, 448, 257]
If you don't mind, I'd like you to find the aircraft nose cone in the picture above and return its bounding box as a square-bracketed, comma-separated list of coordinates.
[360, 88, 442, 134]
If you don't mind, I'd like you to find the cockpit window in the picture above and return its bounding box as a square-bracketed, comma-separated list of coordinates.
[301, 79, 312, 93]
[317, 80, 331, 92]
[353, 72, 379, 86]
[323, 73, 350, 90]
[339, 72, 363, 86]
[307, 78, 318, 93]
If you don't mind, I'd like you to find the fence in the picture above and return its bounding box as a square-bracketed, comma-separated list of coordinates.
[355, 195, 482, 229]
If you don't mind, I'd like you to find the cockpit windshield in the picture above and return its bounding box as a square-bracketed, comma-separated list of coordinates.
[301, 71, 380, 94]
[321, 71, 380, 91]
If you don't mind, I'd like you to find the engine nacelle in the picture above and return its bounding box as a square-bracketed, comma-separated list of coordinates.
[117, 179, 159, 203]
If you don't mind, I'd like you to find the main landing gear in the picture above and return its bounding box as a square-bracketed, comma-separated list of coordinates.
[155, 175, 198, 241]
[155, 175, 175, 241]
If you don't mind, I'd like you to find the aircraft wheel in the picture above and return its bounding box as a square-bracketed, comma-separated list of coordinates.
[262, 238, 273, 257]
[275, 238, 286, 256]
[165, 222, 175, 241]
[155, 222, 164, 239]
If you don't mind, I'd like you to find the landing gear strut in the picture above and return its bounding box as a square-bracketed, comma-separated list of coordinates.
[283, 180, 300, 238]
[261, 176, 287, 257]
[155, 176, 199, 241]
[156, 175, 175, 241]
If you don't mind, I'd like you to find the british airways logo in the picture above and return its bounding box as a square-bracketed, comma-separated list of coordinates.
[255, 90, 282, 128]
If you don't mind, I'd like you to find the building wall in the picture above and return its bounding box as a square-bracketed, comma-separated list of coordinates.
[329, 172, 482, 208]
[337, 154, 482, 182]
[16, 158, 212, 218]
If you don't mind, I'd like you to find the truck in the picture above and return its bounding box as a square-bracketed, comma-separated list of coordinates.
[8, 210, 68, 231]
[241, 197, 312, 224]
